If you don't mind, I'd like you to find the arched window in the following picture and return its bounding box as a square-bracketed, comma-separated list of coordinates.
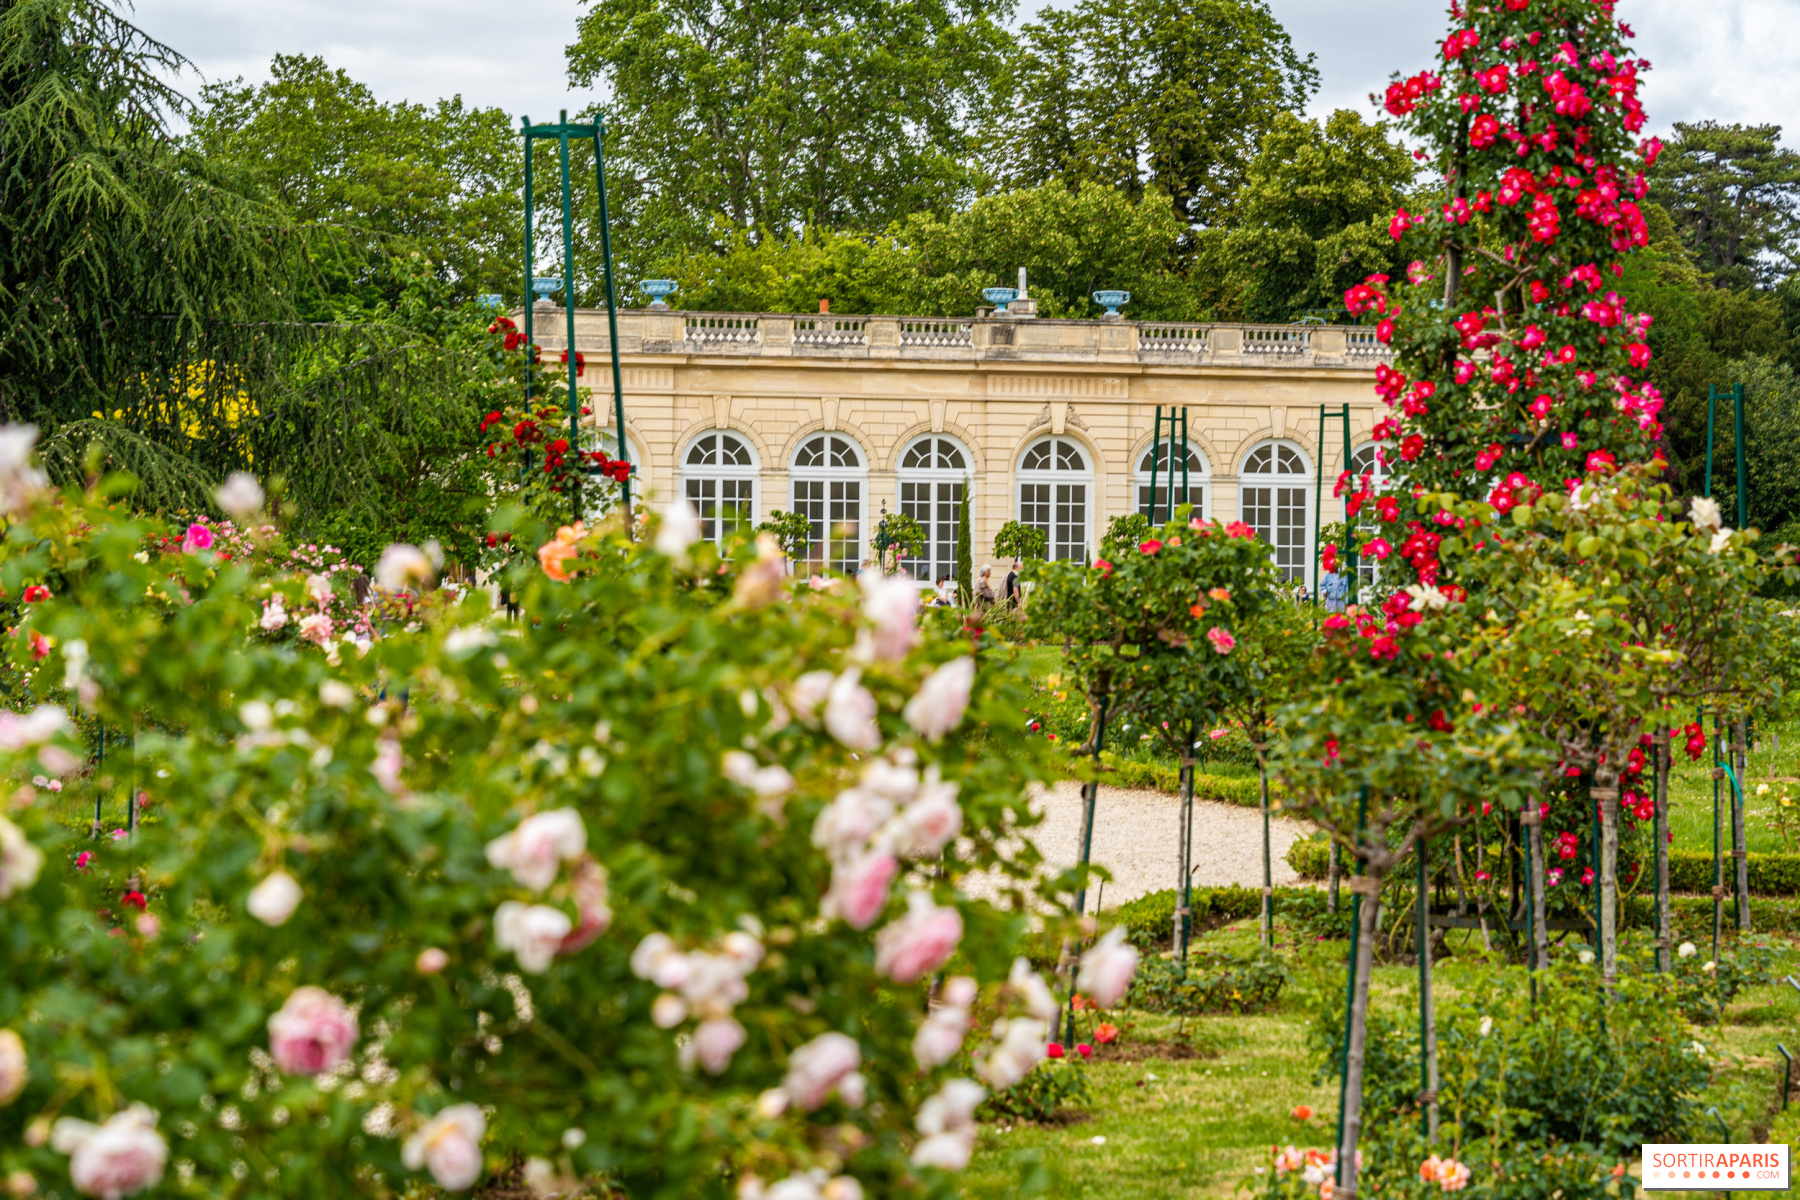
[1348, 444, 1393, 589]
[1136, 441, 1209, 522]
[681, 431, 757, 549]
[1240, 440, 1310, 584]
[791, 434, 866, 574]
[895, 435, 968, 585]
[1017, 436, 1090, 562]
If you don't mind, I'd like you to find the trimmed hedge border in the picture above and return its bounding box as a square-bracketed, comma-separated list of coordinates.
[1284, 837, 1800, 897]
[1113, 882, 1800, 948]
[1055, 751, 1276, 809]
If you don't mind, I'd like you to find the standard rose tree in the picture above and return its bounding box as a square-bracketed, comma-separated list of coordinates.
[0, 435, 1114, 1198]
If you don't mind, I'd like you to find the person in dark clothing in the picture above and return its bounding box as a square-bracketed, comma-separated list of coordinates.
[1003, 560, 1021, 608]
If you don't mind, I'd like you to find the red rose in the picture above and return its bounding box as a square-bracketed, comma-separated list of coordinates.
[1138, 539, 1164, 555]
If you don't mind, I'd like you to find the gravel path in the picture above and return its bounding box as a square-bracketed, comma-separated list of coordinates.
[965, 781, 1314, 908]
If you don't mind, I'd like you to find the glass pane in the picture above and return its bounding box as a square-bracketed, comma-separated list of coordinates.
[899, 481, 932, 581]
[1054, 483, 1086, 561]
[686, 478, 717, 543]
[828, 481, 860, 573]
[1020, 482, 1049, 544]
[794, 479, 825, 569]
[1275, 485, 1306, 582]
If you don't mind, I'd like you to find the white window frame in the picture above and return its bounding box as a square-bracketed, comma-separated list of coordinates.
[680, 431, 759, 550]
[790, 433, 868, 574]
[1135, 440, 1211, 523]
[894, 434, 971, 587]
[1239, 439, 1312, 585]
[1017, 435, 1092, 563]
[1348, 443, 1392, 590]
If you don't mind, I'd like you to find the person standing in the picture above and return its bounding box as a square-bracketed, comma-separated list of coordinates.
[975, 565, 996, 610]
[1003, 560, 1021, 608]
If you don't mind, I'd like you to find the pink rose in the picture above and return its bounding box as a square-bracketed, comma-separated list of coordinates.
[0, 1028, 25, 1104]
[297, 612, 333, 646]
[484, 808, 587, 891]
[781, 1032, 861, 1112]
[181, 523, 213, 554]
[494, 901, 572, 974]
[894, 781, 962, 858]
[874, 893, 964, 983]
[556, 858, 613, 955]
[1206, 627, 1236, 655]
[913, 1005, 971, 1069]
[902, 657, 975, 741]
[259, 599, 288, 632]
[402, 1103, 485, 1191]
[861, 571, 919, 661]
[823, 670, 880, 751]
[827, 851, 897, 929]
[51, 1103, 167, 1199]
[246, 870, 302, 926]
[1074, 927, 1139, 1008]
[415, 948, 449, 974]
[812, 787, 896, 862]
[268, 987, 359, 1076]
[684, 1016, 746, 1075]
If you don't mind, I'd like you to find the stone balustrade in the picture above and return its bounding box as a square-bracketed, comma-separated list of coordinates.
[521, 306, 1392, 370]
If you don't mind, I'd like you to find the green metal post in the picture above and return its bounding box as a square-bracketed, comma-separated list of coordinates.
[1655, 730, 1670, 972]
[1335, 786, 1369, 1185]
[1418, 832, 1438, 1140]
[1149, 406, 1162, 523]
[1733, 383, 1747, 529]
[521, 118, 535, 406]
[1705, 385, 1718, 499]
[1713, 715, 1724, 964]
[1260, 755, 1273, 947]
[93, 720, 104, 838]
[591, 120, 632, 515]
[1340, 403, 1356, 605]
[558, 115, 580, 470]
[1180, 408, 1190, 519]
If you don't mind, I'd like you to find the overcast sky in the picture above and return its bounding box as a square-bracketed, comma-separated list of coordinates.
[130, 0, 1799, 136]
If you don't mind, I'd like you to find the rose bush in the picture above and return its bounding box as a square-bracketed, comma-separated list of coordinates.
[0, 441, 1131, 1198]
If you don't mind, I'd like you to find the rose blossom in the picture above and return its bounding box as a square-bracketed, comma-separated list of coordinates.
[268, 987, 358, 1075]
[0, 1028, 25, 1105]
[902, 657, 975, 741]
[823, 670, 880, 751]
[375, 543, 433, 591]
[214, 472, 265, 520]
[630, 933, 692, 989]
[297, 612, 333, 646]
[811, 787, 895, 861]
[733, 534, 788, 607]
[911, 1078, 985, 1171]
[50, 1103, 167, 1199]
[683, 1016, 747, 1074]
[246, 870, 302, 926]
[1076, 926, 1140, 1007]
[402, 1103, 486, 1191]
[826, 851, 897, 929]
[893, 779, 962, 857]
[978, 1018, 1047, 1089]
[485, 808, 588, 891]
[0, 703, 68, 750]
[494, 902, 573, 974]
[860, 571, 918, 661]
[415, 948, 449, 974]
[874, 893, 964, 984]
[780, 1032, 862, 1112]
[1008, 957, 1060, 1022]
[259, 599, 288, 632]
[655, 499, 702, 559]
[1206, 627, 1235, 655]
[788, 670, 835, 723]
[180, 523, 213, 554]
[0, 817, 44, 900]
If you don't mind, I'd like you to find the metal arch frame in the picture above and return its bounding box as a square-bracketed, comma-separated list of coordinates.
[521, 110, 632, 515]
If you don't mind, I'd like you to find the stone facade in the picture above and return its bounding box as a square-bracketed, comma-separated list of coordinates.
[532, 305, 1392, 586]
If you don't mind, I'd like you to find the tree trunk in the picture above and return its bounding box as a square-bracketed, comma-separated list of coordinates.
[1525, 801, 1550, 971]
[1175, 756, 1195, 966]
[1328, 842, 1341, 913]
[1712, 716, 1725, 963]
[1336, 874, 1383, 1198]
[1656, 731, 1672, 972]
[1596, 776, 1620, 993]
[1732, 719, 1751, 933]
[1416, 838, 1439, 1141]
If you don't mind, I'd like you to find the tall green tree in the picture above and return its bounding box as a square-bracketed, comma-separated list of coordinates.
[186, 55, 522, 310]
[1204, 109, 1415, 321]
[567, 0, 1015, 263]
[1647, 121, 1800, 290]
[993, 0, 1317, 228]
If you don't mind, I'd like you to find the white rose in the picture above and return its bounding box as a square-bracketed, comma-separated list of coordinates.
[214, 473, 265, 520]
[903, 657, 975, 740]
[0, 818, 44, 900]
[246, 871, 303, 926]
[485, 809, 587, 891]
[402, 1103, 486, 1191]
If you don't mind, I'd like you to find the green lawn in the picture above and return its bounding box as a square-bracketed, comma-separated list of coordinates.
[964, 919, 1800, 1200]
[1666, 718, 1800, 856]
